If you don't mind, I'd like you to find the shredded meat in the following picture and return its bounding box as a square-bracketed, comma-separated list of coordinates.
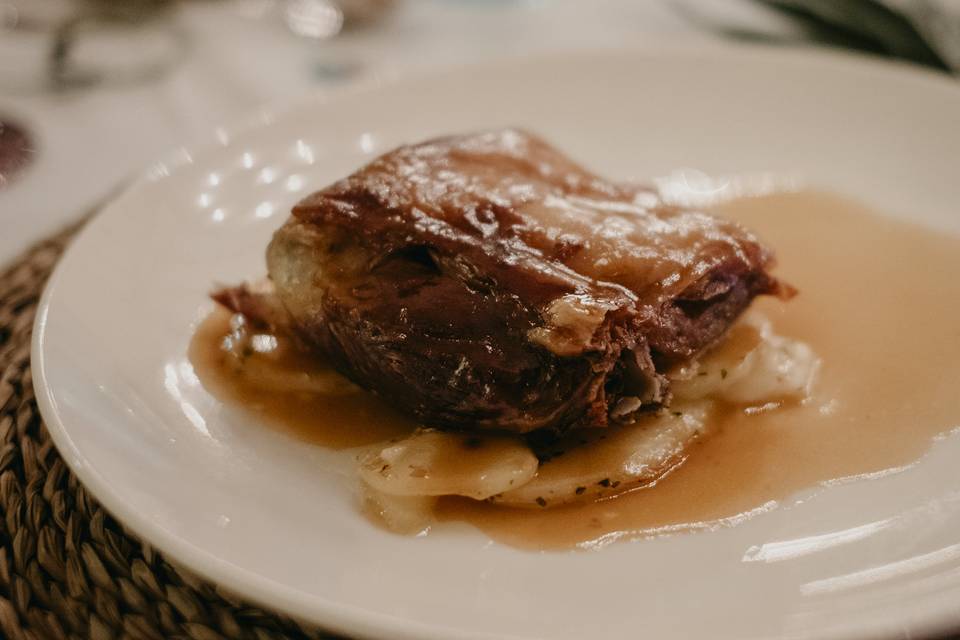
[218, 129, 791, 434]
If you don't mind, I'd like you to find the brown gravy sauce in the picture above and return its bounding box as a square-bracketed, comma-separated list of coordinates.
[189, 191, 960, 551]
[190, 312, 415, 448]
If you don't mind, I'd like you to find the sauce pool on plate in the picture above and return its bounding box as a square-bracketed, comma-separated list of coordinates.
[189, 190, 960, 550]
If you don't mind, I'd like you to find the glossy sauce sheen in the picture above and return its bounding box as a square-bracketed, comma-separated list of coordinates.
[190, 191, 960, 550]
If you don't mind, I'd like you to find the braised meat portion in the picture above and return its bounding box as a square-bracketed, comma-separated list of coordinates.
[236, 129, 787, 433]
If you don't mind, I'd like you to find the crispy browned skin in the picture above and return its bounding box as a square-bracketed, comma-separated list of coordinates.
[248, 129, 787, 434]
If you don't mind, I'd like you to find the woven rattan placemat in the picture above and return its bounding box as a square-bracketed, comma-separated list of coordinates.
[0, 223, 334, 640]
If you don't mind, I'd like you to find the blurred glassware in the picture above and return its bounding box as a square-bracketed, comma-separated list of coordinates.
[230, 0, 395, 87]
[0, 0, 187, 94]
[284, 0, 345, 39]
[287, 0, 394, 38]
[234, 0, 393, 40]
[0, 0, 77, 30]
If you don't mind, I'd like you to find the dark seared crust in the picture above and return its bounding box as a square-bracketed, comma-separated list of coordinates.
[260, 129, 788, 434]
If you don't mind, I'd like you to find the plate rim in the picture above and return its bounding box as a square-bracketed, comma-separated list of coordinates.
[30, 42, 960, 640]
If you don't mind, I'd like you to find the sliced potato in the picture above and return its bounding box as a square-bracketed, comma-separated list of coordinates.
[359, 483, 436, 535]
[723, 332, 820, 404]
[491, 402, 711, 508]
[671, 314, 818, 404]
[358, 429, 539, 500]
[670, 319, 763, 401]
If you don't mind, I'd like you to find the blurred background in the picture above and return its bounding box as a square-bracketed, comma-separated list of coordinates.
[0, 0, 957, 261]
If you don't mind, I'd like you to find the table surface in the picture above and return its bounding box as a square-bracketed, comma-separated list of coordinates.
[0, 0, 806, 263]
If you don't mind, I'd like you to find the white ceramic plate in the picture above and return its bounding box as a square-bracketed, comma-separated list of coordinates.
[33, 46, 960, 640]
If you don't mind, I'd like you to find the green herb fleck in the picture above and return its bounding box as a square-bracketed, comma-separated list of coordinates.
[575, 486, 586, 495]
[598, 478, 611, 487]
[536, 496, 547, 507]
